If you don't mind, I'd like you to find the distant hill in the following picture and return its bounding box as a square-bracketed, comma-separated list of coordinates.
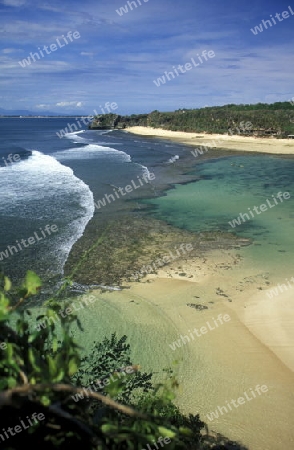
[0, 107, 73, 116]
[89, 102, 294, 138]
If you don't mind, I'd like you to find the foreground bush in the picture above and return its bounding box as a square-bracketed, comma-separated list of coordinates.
[0, 272, 247, 449]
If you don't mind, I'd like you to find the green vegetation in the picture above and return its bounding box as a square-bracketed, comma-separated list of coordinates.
[0, 271, 248, 449]
[89, 102, 294, 137]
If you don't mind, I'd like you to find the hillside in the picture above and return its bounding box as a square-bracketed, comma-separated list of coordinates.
[89, 102, 294, 137]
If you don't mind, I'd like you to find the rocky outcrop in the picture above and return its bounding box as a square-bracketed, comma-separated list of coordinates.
[88, 113, 148, 130]
[89, 114, 121, 130]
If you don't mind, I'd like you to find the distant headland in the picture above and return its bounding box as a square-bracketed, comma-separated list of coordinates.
[88, 101, 294, 138]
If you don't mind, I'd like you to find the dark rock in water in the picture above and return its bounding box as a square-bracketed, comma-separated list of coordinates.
[89, 113, 125, 130]
[187, 303, 208, 311]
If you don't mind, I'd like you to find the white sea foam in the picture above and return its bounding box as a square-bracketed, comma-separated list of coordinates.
[100, 130, 114, 135]
[167, 155, 180, 164]
[137, 163, 152, 179]
[0, 150, 94, 274]
[65, 130, 86, 136]
[54, 144, 132, 163]
[64, 130, 90, 144]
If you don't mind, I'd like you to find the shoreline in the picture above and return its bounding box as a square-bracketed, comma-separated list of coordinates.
[138, 248, 294, 374]
[61, 246, 294, 450]
[124, 126, 294, 155]
[108, 249, 294, 449]
[61, 206, 294, 450]
[59, 128, 294, 448]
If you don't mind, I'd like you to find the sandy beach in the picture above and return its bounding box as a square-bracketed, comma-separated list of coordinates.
[60, 246, 294, 450]
[52, 128, 294, 449]
[122, 250, 294, 449]
[125, 126, 294, 155]
[145, 253, 294, 372]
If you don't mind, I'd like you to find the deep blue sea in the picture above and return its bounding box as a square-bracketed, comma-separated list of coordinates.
[0, 118, 189, 284]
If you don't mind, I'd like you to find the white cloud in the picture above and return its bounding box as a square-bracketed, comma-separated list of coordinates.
[0, 59, 71, 77]
[80, 52, 94, 57]
[55, 101, 84, 107]
[37, 4, 112, 26]
[0, 20, 68, 40]
[35, 104, 50, 109]
[2, 48, 21, 54]
[1, 0, 26, 6]
[37, 3, 62, 13]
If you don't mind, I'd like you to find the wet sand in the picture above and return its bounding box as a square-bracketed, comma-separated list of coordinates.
[242, 288, 294, 372]
[60, 248, 294, 450]
[131, 253, 294, 450]
[55, 130, 294, 448]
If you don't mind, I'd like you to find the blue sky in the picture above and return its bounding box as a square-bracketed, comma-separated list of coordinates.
[0, 0, 293, 114]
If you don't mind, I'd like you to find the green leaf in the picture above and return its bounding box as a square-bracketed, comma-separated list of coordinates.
[7, 376, 17, 388]
[158, 427, 176, 439]
[48, 356, 57, 377]
[179, 427, 192, 436]
[40, 395, 51, 406]
[52, 337, 58, 353]
[28, 348, 41, 373]
[55, 368, 65, 382]
[0, 293, 10, 321]
[4, 276, 11, 291]
[68, 358, 79, 376]
[104, 378, 126, 398]
[6, 343, 14, 363]
[23, 271, 42, 296]
[101, 424, 118, 433]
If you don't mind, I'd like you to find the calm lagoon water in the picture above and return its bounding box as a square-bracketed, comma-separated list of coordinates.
[142, 154, 294, 280]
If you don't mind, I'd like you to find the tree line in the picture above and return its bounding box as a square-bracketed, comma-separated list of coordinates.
[89, 102, 294, 137]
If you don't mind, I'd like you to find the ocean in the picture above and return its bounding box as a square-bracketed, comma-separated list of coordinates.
[0, 118, 192, 287]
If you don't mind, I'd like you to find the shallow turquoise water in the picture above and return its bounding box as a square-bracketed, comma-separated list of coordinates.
[143, 154, 294, 280]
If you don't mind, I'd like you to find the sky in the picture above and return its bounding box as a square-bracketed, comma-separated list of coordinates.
[0, 0, 293, 115]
